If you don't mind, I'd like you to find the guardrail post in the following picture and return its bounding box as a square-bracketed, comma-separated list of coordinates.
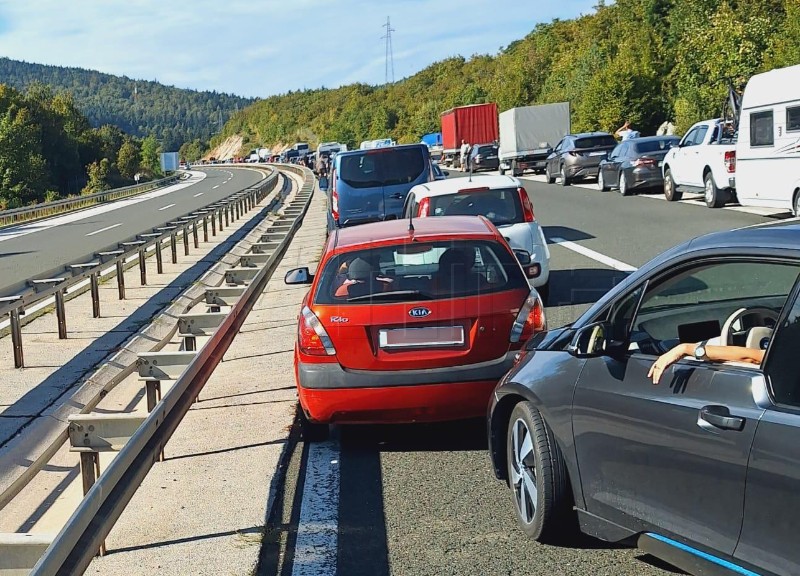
[211, 213, 217, 236]
[90, 273, 100, 318]
[116, 260, 126, 299]
[11, 307, 24, 368]
[224, 205, 230, 227]
[170, 232, 178, 263]
[183, 225, 190, 255]
[203, 216, 209, 241]
[235, 199, 241, 220]
[192, 221, 199, 248]
[138, 248, 147, 285]
[218, 208, 224, 231]
[78, 450, 105, 556]
[155, 239, 164, 273]
[54, 289, 67, 339]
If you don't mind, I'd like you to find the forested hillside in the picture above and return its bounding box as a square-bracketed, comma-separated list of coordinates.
[216, 0, 800, 152]
[0, 58, 254, 151]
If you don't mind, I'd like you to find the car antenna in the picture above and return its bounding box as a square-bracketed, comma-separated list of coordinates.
[408, 206, 415, 233]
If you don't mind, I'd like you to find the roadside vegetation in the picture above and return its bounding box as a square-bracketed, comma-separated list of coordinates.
[0, 83, 165, 209]
[214, 0, 800, 152]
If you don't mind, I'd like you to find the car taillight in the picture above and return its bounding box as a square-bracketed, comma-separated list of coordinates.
[418, 197, 431, 217]
[331, 182, 339, 223]
[510, 289, 547, 343]
[298, 306, 336, 356]
[725, 151, 736, 173]
[632, 158, 656, 168]
[517, 187, 535, 222]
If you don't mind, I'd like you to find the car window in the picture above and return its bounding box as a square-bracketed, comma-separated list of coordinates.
[575, 135, 617, 148]
[764, 285, 800, 407]
[635, 139, 679, 154]
[626, 261, 800, 355]
[314, 240, 528, 304]
[691, 126, 709, 146]
[428, 187, 523, 226]
[681, 128, 698, 147]
[339, 148, 426, 189]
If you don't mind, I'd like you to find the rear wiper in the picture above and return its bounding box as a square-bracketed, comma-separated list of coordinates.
[347, 290, 433, 302]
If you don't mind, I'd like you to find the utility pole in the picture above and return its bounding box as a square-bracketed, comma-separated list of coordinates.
[381, 16, 395, 85]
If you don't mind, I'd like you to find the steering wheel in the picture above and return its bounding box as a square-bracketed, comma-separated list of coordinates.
[719, 307, 780, 346]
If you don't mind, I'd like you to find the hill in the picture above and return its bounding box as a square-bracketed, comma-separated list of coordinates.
[0, 57, 255, 151]
[215, 0, 800, 153]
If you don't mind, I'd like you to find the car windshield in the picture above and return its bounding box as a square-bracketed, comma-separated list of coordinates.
[575, 135, 617, 148]
[339, 148, 426, 189]
[428, 188, 523, 226]
[634, 139, 679, 154]
[314, 240, 528, 305]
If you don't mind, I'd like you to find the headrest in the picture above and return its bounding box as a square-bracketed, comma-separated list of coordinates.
[347, 258, 372, 281]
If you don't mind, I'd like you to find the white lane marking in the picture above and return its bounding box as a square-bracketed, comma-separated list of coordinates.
[549, 237, 637, 272]
[213, 185, 220, 189]
[292, 441, 339, 576]
[0, 172, 208, 243]
[158, 203, 176, 211]
[193, 192, 204, 197]
[85, 223, 122, 237]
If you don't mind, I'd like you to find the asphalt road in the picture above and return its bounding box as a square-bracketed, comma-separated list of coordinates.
[0, 167, 266, 295]
[262, 173, 786, 576]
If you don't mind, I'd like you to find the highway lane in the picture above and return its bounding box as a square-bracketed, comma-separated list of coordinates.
[0, 167, 266, 295]
[266, 175, 781, 576]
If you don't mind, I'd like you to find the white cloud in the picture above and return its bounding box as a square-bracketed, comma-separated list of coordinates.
[0, 0, 598, 97]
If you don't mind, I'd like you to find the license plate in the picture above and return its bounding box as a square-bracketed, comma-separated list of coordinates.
[378, 326, 464, 349]
[590, 151, 606, 156]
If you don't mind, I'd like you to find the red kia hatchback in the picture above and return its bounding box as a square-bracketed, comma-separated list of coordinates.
[284, 215, 546, 439]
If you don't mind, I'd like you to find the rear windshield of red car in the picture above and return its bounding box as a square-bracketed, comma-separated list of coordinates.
[314, 240, 528, 304]
[339, 148, 426, 189]
[427, 188, 523, 227]
[575, 135, 617, 149]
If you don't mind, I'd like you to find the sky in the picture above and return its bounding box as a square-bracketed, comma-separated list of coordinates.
[0, 1, 599, 99]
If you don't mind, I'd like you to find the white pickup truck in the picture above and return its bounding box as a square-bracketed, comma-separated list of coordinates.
[661, 118, 737, 208]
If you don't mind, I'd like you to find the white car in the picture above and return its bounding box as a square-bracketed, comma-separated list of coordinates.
[402, 174, 551, 302]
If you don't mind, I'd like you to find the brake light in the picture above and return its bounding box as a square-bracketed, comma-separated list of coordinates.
[298, 306, 336, 356]
[331, 176, 339, 222]
[517, 187, 535, 222]
[632, 158, 656, 168]
[510, 289, 547, 343]
[725, 151, 736, 173]
[418, 197, 431, 217]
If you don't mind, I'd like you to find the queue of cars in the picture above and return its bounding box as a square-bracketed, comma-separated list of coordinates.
[283, 136, 800, 576]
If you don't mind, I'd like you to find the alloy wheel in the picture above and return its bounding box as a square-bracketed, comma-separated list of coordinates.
[510, 417, 538, 525]
[619, 173, 627, 195]
[705, 178, 715, 205]
[597, 171, 605, 191]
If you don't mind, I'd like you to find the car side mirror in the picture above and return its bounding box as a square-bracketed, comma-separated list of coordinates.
[513, 249, 532, 266]
[567, 322, 625, 358]
[285, 267, 313, 285]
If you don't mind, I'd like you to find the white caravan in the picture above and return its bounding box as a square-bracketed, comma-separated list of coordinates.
[735, 64, 800, 215]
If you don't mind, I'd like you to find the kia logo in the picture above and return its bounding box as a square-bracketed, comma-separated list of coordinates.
[408, 307, 431, 318]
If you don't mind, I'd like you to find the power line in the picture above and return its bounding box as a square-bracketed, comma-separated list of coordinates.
[381, 16, 395, 85]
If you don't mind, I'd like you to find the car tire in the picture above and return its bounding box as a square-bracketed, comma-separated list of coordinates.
[300, 409, 329, 442]
[545, 166, 555, 184]
[506, 401, 572, 543]
[499, 165, 506, 176]
[536, 281, 549, 305]
[793, 190, 800, 217]
[597, 171, 608, 191]
[704, 172, 727, 208]
[559, 165, 569, 187]
[619, 172, 630, 196]
[663, 168, 682, 201]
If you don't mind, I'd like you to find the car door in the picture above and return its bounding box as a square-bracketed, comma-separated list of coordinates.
[604, 143, 626, 187]
[734, 282, 800, 575]
[548, 139, 565, 174]
[685, 125, 709, 187]
[572, 258, 800, 557]
[669, 127, 697, 185]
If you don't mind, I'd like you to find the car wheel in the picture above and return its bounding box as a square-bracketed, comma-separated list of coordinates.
[536, 281, 549, 305]
[704, 172, 727, 208]
[663, 168, 682, 201]
[597, 171, 607, 191]
[559, 165, 569, 187]
[793, 190, 800, 217]
[619, 172, 629, 196]
[499, 165, 506, 176]
[300, 409, 329, 442]
[545, 165, 555, 184]
[506, 402, 572, 542]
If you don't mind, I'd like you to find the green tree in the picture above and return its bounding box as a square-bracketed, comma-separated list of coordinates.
[82, 157, 111, 194]
[140, 134, 161, 175]
[117, 138, 141, 179]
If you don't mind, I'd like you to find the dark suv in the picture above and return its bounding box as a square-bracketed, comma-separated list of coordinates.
[544, 132, 617, 186]
[469, 143, 500, 172]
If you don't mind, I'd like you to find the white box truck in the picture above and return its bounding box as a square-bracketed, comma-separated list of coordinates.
[499, 102, 571, 177]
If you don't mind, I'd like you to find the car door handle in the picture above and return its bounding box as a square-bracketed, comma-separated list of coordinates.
[698, 405, 745, 431]
[390, 193, 404, 199]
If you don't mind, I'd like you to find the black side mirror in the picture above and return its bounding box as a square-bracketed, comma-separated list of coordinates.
[567, 321, 626, 358]
[513, 249, 532, 266]
[285, 267, 313, 285]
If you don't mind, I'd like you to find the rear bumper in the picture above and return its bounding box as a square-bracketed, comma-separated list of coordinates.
[299, 380, 499, 424]
[566, 163, 600, 179]
[629, 167, 664, 189]
[298, 351, 518, 390]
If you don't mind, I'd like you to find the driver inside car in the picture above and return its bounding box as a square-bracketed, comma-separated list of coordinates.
[649, 341, 767, 385]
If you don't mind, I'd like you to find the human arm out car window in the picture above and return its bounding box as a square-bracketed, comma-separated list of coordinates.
[648, 343, 765, 384]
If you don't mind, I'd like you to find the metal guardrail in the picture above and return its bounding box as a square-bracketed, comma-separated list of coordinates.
[0, 168, 278, 368]
[28, 165, 315, 575]
[0, 174, 183, 229]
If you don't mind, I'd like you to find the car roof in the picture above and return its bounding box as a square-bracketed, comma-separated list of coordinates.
[570, 132, 614, 138]
[333, 215, 500, 250]
[335, 143, 427, 158]
[408, 175, 520, 199]
[690, 219, 800, 253]
[628, 135, 680, 144]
